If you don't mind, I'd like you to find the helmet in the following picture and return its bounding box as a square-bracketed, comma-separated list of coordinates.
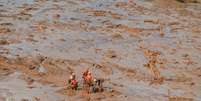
[94, 78, 97, 82]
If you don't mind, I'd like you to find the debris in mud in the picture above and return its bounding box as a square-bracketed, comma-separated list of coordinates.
[21, 98, 29, 101]
[109, 11, 123, 19]
[111, 33, 123, 39]
[28, 65, 37, 70]
[106, 23, 142, 36]
[0, 39, 10, 45]
[106, 89, 122, 97]
[0, 48, 10, 55]
[126, 27, 142, 36]
[192, 27, 200, 33]
[169, 96, 193, 101]
[93, 62, 113, 75]
[37, 65, 47, 73]
[34, 97, 40, 101]
[0, 38, 20, 45]
[104, 50, 117, 59]
[166, 73, 192, 83]
[26, 37, 39, 43]
[125, 68, 137, 77]
[160, 24, 165, 37]
[93, 10, 107, 16]
[53, 14, 60, 19]
[0, 67, 13, 76]
[176, 0, 200, 3]
[143, 49, 164, 84]
[80, 8, 123, 19]
[24, 76, 35, 85]
[31, 22, 47, 32]
[0, 27, 11, 33]
[0, 57, 13, 76]
[17, 12, 32, 20]
[144, 19, 159, 24]
[115, 1, 137, 10]
[0, 23, 13, 26]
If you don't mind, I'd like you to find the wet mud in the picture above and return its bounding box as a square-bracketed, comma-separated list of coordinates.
[0, 0, 201, 101]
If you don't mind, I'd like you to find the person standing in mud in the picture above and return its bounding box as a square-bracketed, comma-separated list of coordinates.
[82, 69, 93, 93]
[92, 78, 104, 93]
[82, 68, 89, 80]
[68, 72, 75, 83]
[85, 72, 93, 86]
[68, 72, 78, 90]
[83, 69, 93, 86]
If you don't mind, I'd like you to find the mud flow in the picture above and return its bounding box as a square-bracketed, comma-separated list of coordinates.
[0, 0, 201, 101]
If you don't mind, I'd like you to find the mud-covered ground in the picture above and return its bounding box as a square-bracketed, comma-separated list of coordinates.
[0, 0, 201, 101]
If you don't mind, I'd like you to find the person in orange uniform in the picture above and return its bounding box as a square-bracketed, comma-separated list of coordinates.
[82, 69, 93, 86]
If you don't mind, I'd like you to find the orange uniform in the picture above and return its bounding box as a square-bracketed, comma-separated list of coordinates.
[85, 74, 92, 81]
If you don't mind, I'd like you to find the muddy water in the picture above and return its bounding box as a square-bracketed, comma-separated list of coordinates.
[0, 0, 201, 101]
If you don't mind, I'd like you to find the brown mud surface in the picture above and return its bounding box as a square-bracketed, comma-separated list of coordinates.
[0, 0, 201, 101]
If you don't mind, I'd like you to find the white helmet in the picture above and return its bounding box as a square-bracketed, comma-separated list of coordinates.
[94, 78, 97, 82]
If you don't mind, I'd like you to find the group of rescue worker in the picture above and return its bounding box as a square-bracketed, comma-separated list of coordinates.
[67, 68, 103, 93]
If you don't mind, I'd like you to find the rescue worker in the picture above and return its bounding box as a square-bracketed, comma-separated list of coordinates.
[82, 69, 93, 93]
[85, 71, 93, 86]
[68, 72, 75, 83]
[70, 78, 78, 90]
[82, 69, 93, 87]
[92, 78, 104, 93]
[68, 72, 78, 90]
[82, 68, 89, 80]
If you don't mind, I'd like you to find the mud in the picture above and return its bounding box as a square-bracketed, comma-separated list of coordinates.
[0, 0, 201, 101]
